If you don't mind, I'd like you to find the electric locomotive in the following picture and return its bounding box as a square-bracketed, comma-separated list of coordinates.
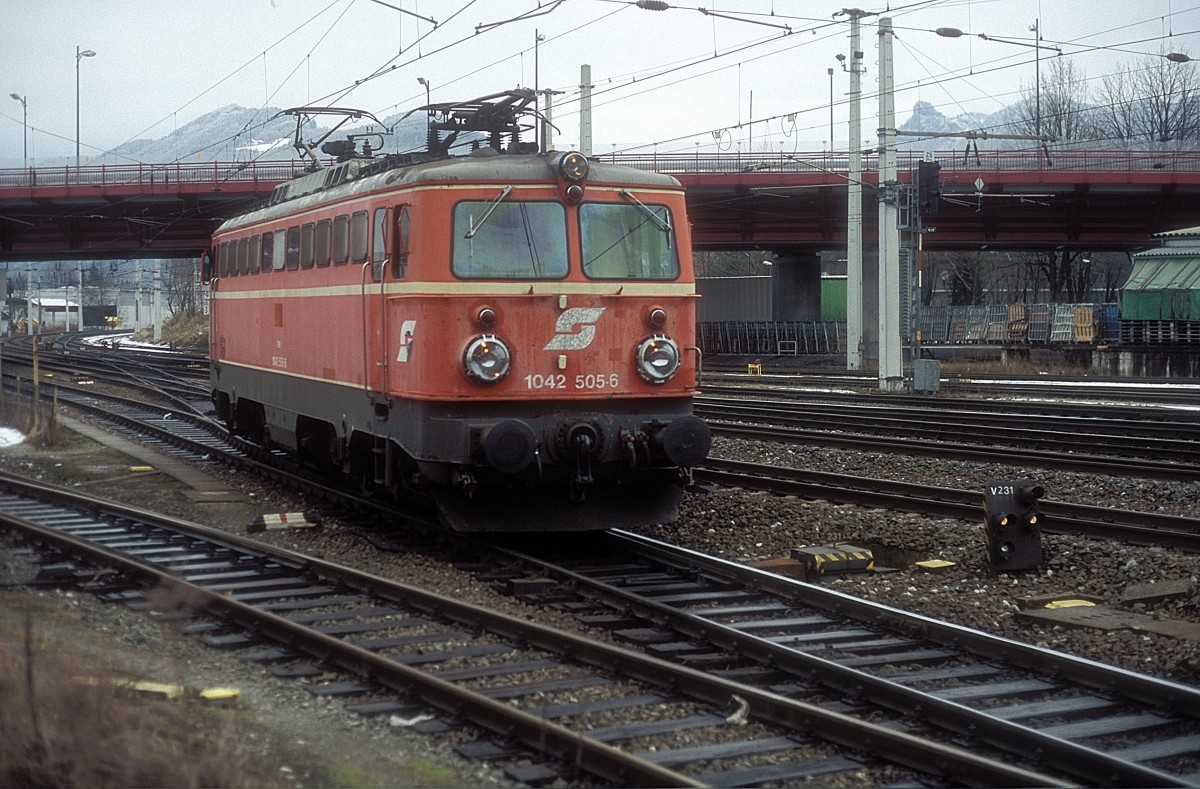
[209, 90, 710, 531]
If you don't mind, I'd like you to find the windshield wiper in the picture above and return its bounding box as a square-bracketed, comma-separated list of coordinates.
[620, 189, 672, 234]
[465, 185, 514, 238]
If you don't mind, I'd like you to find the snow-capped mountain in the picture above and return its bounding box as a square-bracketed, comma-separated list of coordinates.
[897, 100, 1020, 149]
[53, 104, 431, 167]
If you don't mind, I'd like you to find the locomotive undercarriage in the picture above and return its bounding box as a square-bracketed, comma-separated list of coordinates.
[213, 372, 709, 532]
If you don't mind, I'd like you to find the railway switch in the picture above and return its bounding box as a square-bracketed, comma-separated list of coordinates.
[983, 480, 1045, 572]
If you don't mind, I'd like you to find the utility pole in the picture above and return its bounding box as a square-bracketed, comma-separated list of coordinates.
[152, 260, 161, 342]
[77, 262, 83, 331]
[836, 8, 871, 371]
[579, 64, 593, 156]
[540, 88, 564, 151]
[877, 17, 903, 392]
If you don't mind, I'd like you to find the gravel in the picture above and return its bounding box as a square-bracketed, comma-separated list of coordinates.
[2, 413, 1199, 785]
[641, 436, 1200, 684]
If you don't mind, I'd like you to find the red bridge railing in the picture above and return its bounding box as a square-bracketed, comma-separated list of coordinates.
[609, 148, 1200, 177]
[0, 159, 316, 190]
[1, 149, 1198, 191]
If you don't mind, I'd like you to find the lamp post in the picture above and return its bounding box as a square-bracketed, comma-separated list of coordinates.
[9, 93, 26, 169]
[76, 45, 96, 170]
[1030, 19, 1040, 138]
[534, 29, 545, 150]
[417, 77, 431, 146]
[827, 67, 834, 152]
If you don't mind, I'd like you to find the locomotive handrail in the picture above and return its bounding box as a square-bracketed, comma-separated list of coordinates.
[361, 260, 373, 397]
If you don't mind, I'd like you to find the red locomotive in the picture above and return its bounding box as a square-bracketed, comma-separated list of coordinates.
[209, 91, 710, 530]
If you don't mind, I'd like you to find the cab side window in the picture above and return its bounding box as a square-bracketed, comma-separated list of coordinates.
[371, 207, 387, 282]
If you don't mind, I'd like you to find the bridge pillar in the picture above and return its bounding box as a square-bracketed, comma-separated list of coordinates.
[770, 253, 821, 322]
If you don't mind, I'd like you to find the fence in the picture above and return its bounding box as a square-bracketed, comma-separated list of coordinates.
[699, 321, 845, 356]
[699, 304, 1133, 356]
[918, 303, 1121, 345]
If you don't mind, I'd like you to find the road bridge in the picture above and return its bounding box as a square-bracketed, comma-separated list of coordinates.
[0, 149, 1197, 261]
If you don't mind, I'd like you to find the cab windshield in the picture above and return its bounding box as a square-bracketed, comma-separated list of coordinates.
[580, 202, 679, 280]
[452, 200, 568, 279]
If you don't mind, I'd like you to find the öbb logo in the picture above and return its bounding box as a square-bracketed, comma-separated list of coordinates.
[543, 307, 606, 351]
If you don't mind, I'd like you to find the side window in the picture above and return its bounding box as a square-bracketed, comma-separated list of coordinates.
[237, 237, 249, 275]
[260, 232, 274, 274]
[371, 207, 387, 282]
[285, 226, 300, 270]
[393, 205, 410, 280]
[218, 241, 230, 277]
[315, 219, 331, 267]
[300, 223, 314, 269]
[332, 214, 349, 265]
[249, 234, 261, 274]
[350, 211, 369, 263]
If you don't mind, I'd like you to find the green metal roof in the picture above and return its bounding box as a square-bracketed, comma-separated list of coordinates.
[1121, 256, 1200, 321]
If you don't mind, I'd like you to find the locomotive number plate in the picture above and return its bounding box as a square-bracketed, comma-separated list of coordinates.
[524, 373, 620, 390]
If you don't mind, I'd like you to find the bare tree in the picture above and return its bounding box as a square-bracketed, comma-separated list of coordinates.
[163, 259, 200, 317]
[1023, 250, 1097, 302]
[1014, 58, 1096, 141]
[988, 252, 1041, 303]
[83, 262, 120, 307]
[929, 252, 987, 306]
[1099, 253, 1132, 302]
[1095, 52, 1200, 143]
[694, 251, 774, 277]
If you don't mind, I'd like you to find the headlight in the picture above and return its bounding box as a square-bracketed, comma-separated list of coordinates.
[634, 334, 680, 384]
[463, 334, 511, 384]
[559, 151, 589, 182]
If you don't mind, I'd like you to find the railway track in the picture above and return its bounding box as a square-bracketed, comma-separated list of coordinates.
[3, 336, 1200, 784]
[0, 472, 1056, 788]
[697, 458, 1200, 552]
[487, 529, 1200, 786]
[20, 365, 1199, 553]
[706, 421, 1200, 483]
[698, 391, 1200, 460]
[701, 368, 1200, 406]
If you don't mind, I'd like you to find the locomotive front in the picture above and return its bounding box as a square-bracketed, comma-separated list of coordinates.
[387, 151, 711, 530]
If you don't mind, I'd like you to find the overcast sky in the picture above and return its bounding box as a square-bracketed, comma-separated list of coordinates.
[2, 0, 1197, 166]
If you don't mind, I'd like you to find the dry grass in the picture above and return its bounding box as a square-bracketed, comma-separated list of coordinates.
[936, 357, 1093, 377]
[0, 603, 285, 788]
[134, 312, 209, 350]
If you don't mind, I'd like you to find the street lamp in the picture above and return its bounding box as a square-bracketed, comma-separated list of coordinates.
[827, 67, 834, 152]
[76, 45, 96, 169]
[8, 93, 26, 169]
[416, 77, 431, 143]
